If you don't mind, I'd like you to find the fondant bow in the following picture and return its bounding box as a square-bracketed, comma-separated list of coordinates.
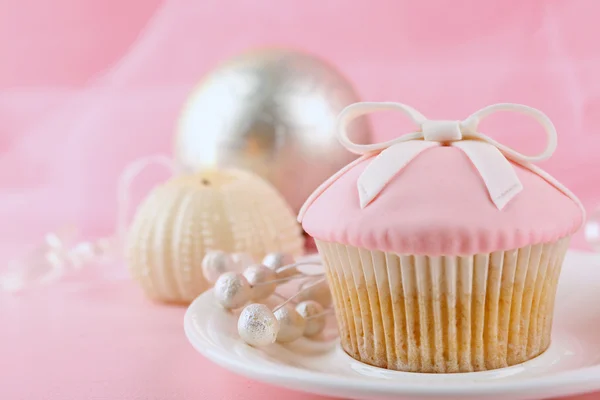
[298, 102, 584, 222]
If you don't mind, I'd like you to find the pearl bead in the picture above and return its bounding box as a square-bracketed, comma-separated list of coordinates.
[213, 272, 251, 309]
[231, 252, 255, 270]
[202, 251, 235, 284]
[274, 305, 306, 343]
[262, 252, 297, 279]
[243, 264, 277, 301]
[297, 279, 332, 308]
[238, 304, 279, 347]
[295, 300, 326, 337]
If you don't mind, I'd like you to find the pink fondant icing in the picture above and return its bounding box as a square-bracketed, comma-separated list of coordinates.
[301, 146, 583, 256]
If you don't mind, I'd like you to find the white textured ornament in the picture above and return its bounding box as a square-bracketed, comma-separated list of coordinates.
[202, 251, 235, 284]
[295, 300, 326, 337]
[274, 305, 306, 343]
[213, 272, 251, 310]
[126, 168, 304, 304]
[262, 252, 297, 279]
[296, 279, 332, 308]
[238, 303, 279, 347]
[243, 264, 277, 301]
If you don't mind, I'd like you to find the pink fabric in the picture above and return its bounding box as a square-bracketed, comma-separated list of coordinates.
[0, 273, 332, 400]
[2, 0, 600, 399]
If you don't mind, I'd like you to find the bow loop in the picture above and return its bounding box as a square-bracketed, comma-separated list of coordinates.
[336, 102, 426, 155]
[462, 103, 558, 163]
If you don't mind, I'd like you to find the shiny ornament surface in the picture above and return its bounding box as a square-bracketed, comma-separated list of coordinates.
[126, 168, 304, 303]
[175, 49, 371, 212]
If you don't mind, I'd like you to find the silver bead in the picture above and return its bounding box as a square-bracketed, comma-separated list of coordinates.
[231, 252, 255, 270]
[243, 264, 277, 301]
[262, 252, 297, 279]
[274, 304, 306, 343]
[238, 303, 279, 347]
[297, 279, 332, 308]
[202, 251, 235, 284]
[295, 300, 326, 337]
[213, 272, 251, 309]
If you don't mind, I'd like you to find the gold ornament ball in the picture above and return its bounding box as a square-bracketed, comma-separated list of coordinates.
[126, 168, 304, 304]
[175, 48, 372, 213]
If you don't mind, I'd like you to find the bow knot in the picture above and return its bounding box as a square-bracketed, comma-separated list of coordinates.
[337, 102, 561, 210]
[421, 120, 462, 142]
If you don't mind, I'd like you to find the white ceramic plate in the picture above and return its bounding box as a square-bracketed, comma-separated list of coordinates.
[184, 251, 600, 400]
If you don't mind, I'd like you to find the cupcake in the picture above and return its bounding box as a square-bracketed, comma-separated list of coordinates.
[298, 102, 584, 373]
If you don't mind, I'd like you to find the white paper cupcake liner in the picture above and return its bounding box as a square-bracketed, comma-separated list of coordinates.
[315, 237, 570, 373]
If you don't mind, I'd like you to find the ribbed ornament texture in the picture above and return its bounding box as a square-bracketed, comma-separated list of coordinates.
[316, 237, 570, 373]
[127, 169, 304, 303]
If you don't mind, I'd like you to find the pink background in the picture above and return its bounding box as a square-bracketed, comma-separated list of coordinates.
[1, 0, 600, 399]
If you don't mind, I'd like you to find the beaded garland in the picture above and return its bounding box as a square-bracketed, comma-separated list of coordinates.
[203, 250, 332, 346]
